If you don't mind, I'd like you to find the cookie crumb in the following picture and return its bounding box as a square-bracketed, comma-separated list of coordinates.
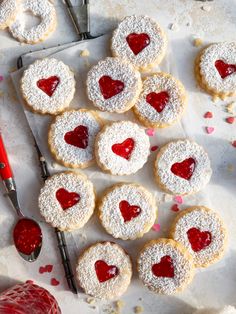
[134, 305, 144, 313]
[115, 300, 125, 310]
[163, 193, 172, 202]
[226, 102, 235, 114]
[169, 23, 179, 31]
[0, 90, 4, 97]
[80, 49, 90, 57]
[201, 4, 211, 11]
[86, 297, 95, 305]
[193, 38, 203, 47]
[227, 164, 234, 173]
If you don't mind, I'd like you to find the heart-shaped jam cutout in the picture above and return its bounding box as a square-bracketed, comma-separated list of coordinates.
[187, 227, 212, 252]
[95, 260, 119, 283]
[64, 125, 89, 149]
[126, 33, 150, 55]
[171, 158, 196, 180]
[56, 188, 80, 210]
[99, 75, 124, 100]
[119, 200, 141, 223]
[146, 91, 169, 113]
[112, 138, 134, 160]
[37, 76, 60, 97]
[152, 255, 175, 278]
[215, 60, 236, 79]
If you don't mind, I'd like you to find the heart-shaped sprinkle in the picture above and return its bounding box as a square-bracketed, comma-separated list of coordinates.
[204, 111, 213, 119]
[95, 260, 119, 283]
[171, 204, 180, 212]
[152, 255, 175, 278]
[187, 227, 212, 252]
[226, 117, 235, 124]
[126, 33, 150, 55]
[99, 75, 124, 99]
[215, 60, 236, 79]
[151, 145, 159, 152]
[119, 200, 141, 223]
[171, 158, 196, 180]
[146, 91, 170, 113]
[232, 140, 236, 148]
[45, 264, 53, 273]
[173, 195, 183, 204]
[64, 125, 89, 149]
[37, 76, 60, 97]
[152, 223, 161, 232]
[205, 126, 214, 134]
[39, 266, 45, 274]
[146, 128, 155, 137]
[51, 278, 60, 286]
[56, 188, 80, 210]
[112, 138, 134, 160]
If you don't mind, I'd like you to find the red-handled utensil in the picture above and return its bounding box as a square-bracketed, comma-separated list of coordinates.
[0, 133, 42, 262]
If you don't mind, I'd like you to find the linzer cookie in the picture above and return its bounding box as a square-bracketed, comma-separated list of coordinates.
[21, 58, 75, 115]
[111, 15, 167, 70]
[0, 0, 18, 29]
[137, 238, 195, 295]
[9, 0, 56, 44]
[76, 242, 132, 299]
[133, 73, 187, 128]
[154, 139, 212, 195]
[170, 206, 227, 267]
[38, 172, 95, 231]
[95, 121, 150, 175]
[98, 183, 157, 240]
[195, 42, 236, 100]
[48, 109, 103, 168]
[86, 57, 142, 113]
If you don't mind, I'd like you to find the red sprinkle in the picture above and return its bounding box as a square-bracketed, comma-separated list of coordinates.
[204, 111, 213, 119]
[45, 265, 53, 273]
[226, 117, 235, 124]
[39, 267, 45, 274]
[51, 278, 60, 286]
[151, 145, 159, 152]
[171, 204, 180, 212]
[232, 140, 236, 148]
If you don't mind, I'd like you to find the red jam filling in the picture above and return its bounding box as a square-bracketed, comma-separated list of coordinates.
[112, 138, 134, 160]
[187, 227, 212, 252]
[171, 158, 196, 180]
[13, 218, 42, 255]
[146, 91, 170, 113]
[215, 60, 236, 79]
[56, 188, 80, 210]
[64, 125, 89, 149]
[119, 200, 141, 223]
[152, 255, 175, 278]
[37, 76, 60, 97]
[95, 260, 119, 283]
[98, 75, 124, 99]
[126, 33, 150, 55]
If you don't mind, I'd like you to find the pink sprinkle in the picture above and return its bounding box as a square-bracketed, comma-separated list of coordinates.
[51, 278, 60, 286]
[0, 76, 3, 82]
[171, 204, 180, 212]
[205, 126, 214, 134]
[146, 128, 155, 137]
[204, 111, 213, 119]
[151, 145, 158, 152]
[226, 117, 235, 124]
[39, 266, 45, 274]
[152, 223, 160, 232]
[232, 140, 236, 148]
[45, 265, 53, 273]
[173, 195, 183, 204]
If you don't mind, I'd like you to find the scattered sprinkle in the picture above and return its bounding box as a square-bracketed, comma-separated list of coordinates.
[226, 102, 235, 114]
[0, 76, 3, 82]
[169, 23, 179, 31]
[227, 164, 234, 173]
[173, 195, 183, 204]
[201, 4, 211, 11]
[232, 140, 236, 148]
[39, 266, 45, 274]
[45, 264, 53, 273]
[226, 117, 235, 124]
[193, 38, 203, 47]
[205, 126, 214, 134]
[146, 128, 155, 136]
[152, 223, 161, 232]
[134, 305, 144, 314]
[80, 49, 90, 57]
[51, 278, 60, 286]
[171, 204, 180, 212]
[151, 145, 158, 152]
[204, 111, 213, 118]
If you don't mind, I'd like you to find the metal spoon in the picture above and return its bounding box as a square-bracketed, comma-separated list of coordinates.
[0, 133, 42, 262]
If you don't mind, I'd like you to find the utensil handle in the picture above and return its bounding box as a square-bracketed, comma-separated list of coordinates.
[0, 134, 13, 180]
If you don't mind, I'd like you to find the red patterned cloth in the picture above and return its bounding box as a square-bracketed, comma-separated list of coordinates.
[0, 281, 61, 314]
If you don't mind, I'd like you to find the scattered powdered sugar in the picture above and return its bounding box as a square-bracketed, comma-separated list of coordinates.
[111, 15, 167, 69]
[99, 183, 157, 240]
[0, 0, 17, 28]
[155, 139, 212, 195]
[86, 57, 142, 113]
[200, 42, 236, 93]
[49, 110, 102, 167]
[172, 207, 227, 266]
[21, 58, 75, 114]
[9, 0, 56, 43]
[38, 172, 95, 231]
[96, 121, 150, 175]
[134, 73, 186, 127]
[76, 242, 132, 299]
[137, 240, 193, 295]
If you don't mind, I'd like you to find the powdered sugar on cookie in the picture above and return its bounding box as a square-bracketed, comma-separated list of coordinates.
[0, 0, 17, 29]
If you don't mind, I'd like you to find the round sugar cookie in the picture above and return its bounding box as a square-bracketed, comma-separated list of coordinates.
[0, 0, 18, 29]
[76, 242, 132, 300]
[111, 15, 167, 71]
[21, 58, 75, 115]
[38, 171, 95, 231]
